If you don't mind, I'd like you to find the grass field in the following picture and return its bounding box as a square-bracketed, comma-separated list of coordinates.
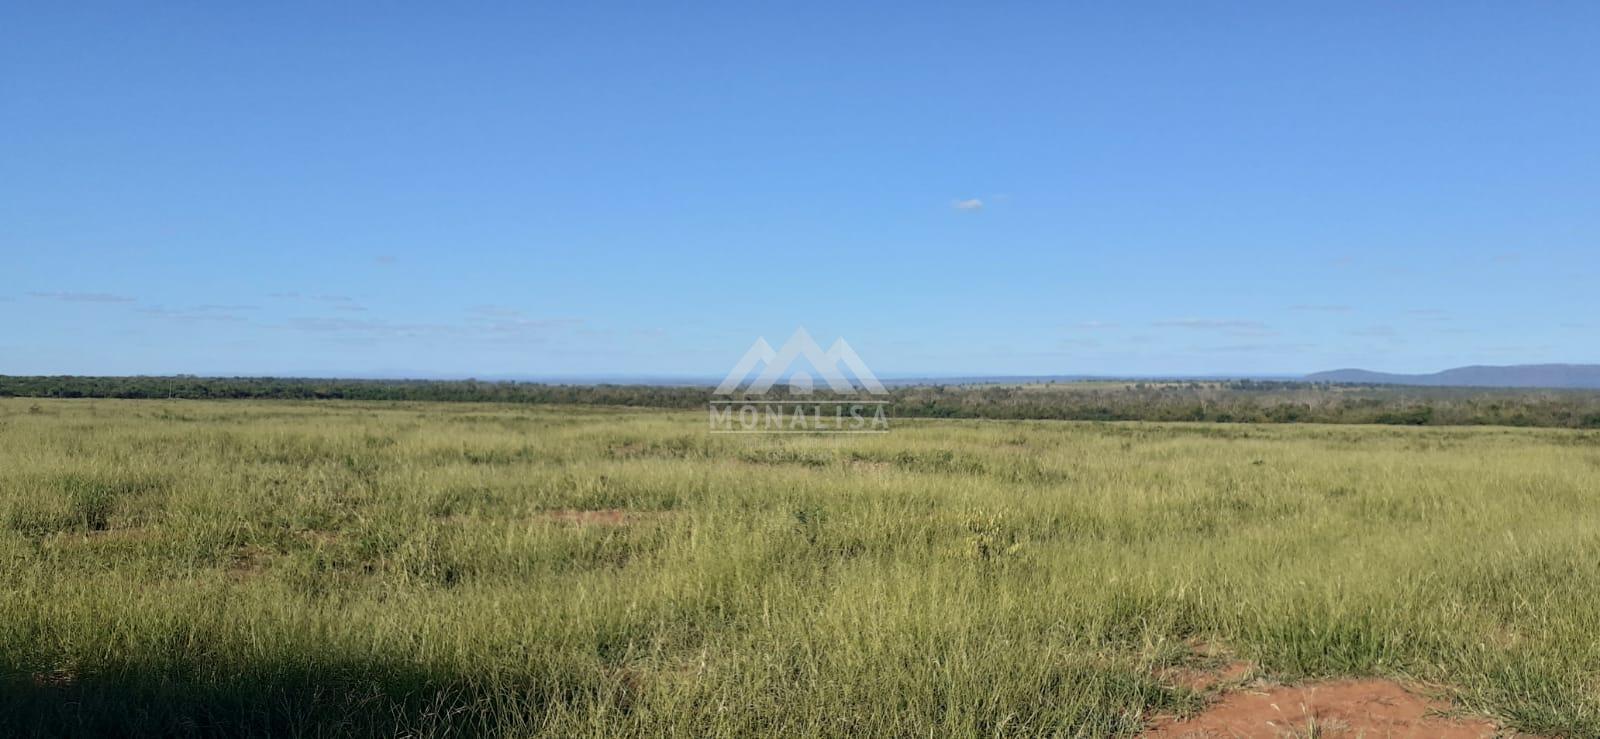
[2, 398, 1598, 736]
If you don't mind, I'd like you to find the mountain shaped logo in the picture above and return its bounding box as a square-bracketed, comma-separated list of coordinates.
[715, 327, 888, 396]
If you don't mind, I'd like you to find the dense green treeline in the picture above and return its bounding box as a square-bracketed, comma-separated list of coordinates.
[892, 382, 1600, 428]
[0, 375, 706, 406]
[5, 375, 1600, 428]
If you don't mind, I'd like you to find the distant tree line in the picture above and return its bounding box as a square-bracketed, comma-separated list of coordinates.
[0, 376, 710, 407]
[889, 382, 1600, 428]
[5, 375, 1600, 429]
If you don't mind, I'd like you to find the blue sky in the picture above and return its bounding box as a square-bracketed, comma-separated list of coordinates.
[4, 3, 1596, 378]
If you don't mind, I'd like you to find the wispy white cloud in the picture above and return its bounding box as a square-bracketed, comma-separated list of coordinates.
[951, 198, 984, 212]
[30, 291, 136, 303]
[1346, 325, 1398, 338]
[1153, 318, 1268, 331]
[268, 292, 358, 304]
[279, 313, 585, 345]
[193, 304, 258, 312]
[1289, 304, 1352, 313]
[468, 305, 524, 318]
[1194, 342, 1312, 354]
[1154, 318, 1275, 339]
[284, 317, 450, 337]
[478, 317, 584, 340]
[137, 305, 250, 323]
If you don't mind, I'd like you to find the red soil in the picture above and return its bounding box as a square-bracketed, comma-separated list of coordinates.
[1146, 677, 1502, 738]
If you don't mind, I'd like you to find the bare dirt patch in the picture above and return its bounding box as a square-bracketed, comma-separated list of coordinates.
[1147, 677, 1504, 738]
[537, 509, 670, 525]
[1157, 641, 1257, 694]
[226, 546, 272, 580]
[295, 529, 341, 546]
[847, 459, 893, 473]
[1146, 642, 1513, 737]
[1163, 659, 1257, 694]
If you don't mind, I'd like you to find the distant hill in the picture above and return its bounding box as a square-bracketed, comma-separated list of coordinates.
[1306, 364, 1600, 389]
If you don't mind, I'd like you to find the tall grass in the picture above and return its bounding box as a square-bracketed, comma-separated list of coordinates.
[1, 399, 1597, 736]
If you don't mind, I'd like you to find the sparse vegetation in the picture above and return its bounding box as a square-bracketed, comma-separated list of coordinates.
[3, 398, 1598, 736]
[6, 375, 1600, 428]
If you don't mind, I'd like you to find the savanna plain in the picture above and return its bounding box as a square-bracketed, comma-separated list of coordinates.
[2, 398, 1598, 737]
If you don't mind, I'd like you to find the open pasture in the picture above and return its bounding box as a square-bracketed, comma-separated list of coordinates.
[2, 399, 1598, 736]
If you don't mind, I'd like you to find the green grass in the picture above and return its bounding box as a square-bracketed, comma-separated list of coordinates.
[2, 398, 1598, 736]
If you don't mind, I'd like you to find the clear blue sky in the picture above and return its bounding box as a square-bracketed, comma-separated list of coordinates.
[4, 3, 1596, 378]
